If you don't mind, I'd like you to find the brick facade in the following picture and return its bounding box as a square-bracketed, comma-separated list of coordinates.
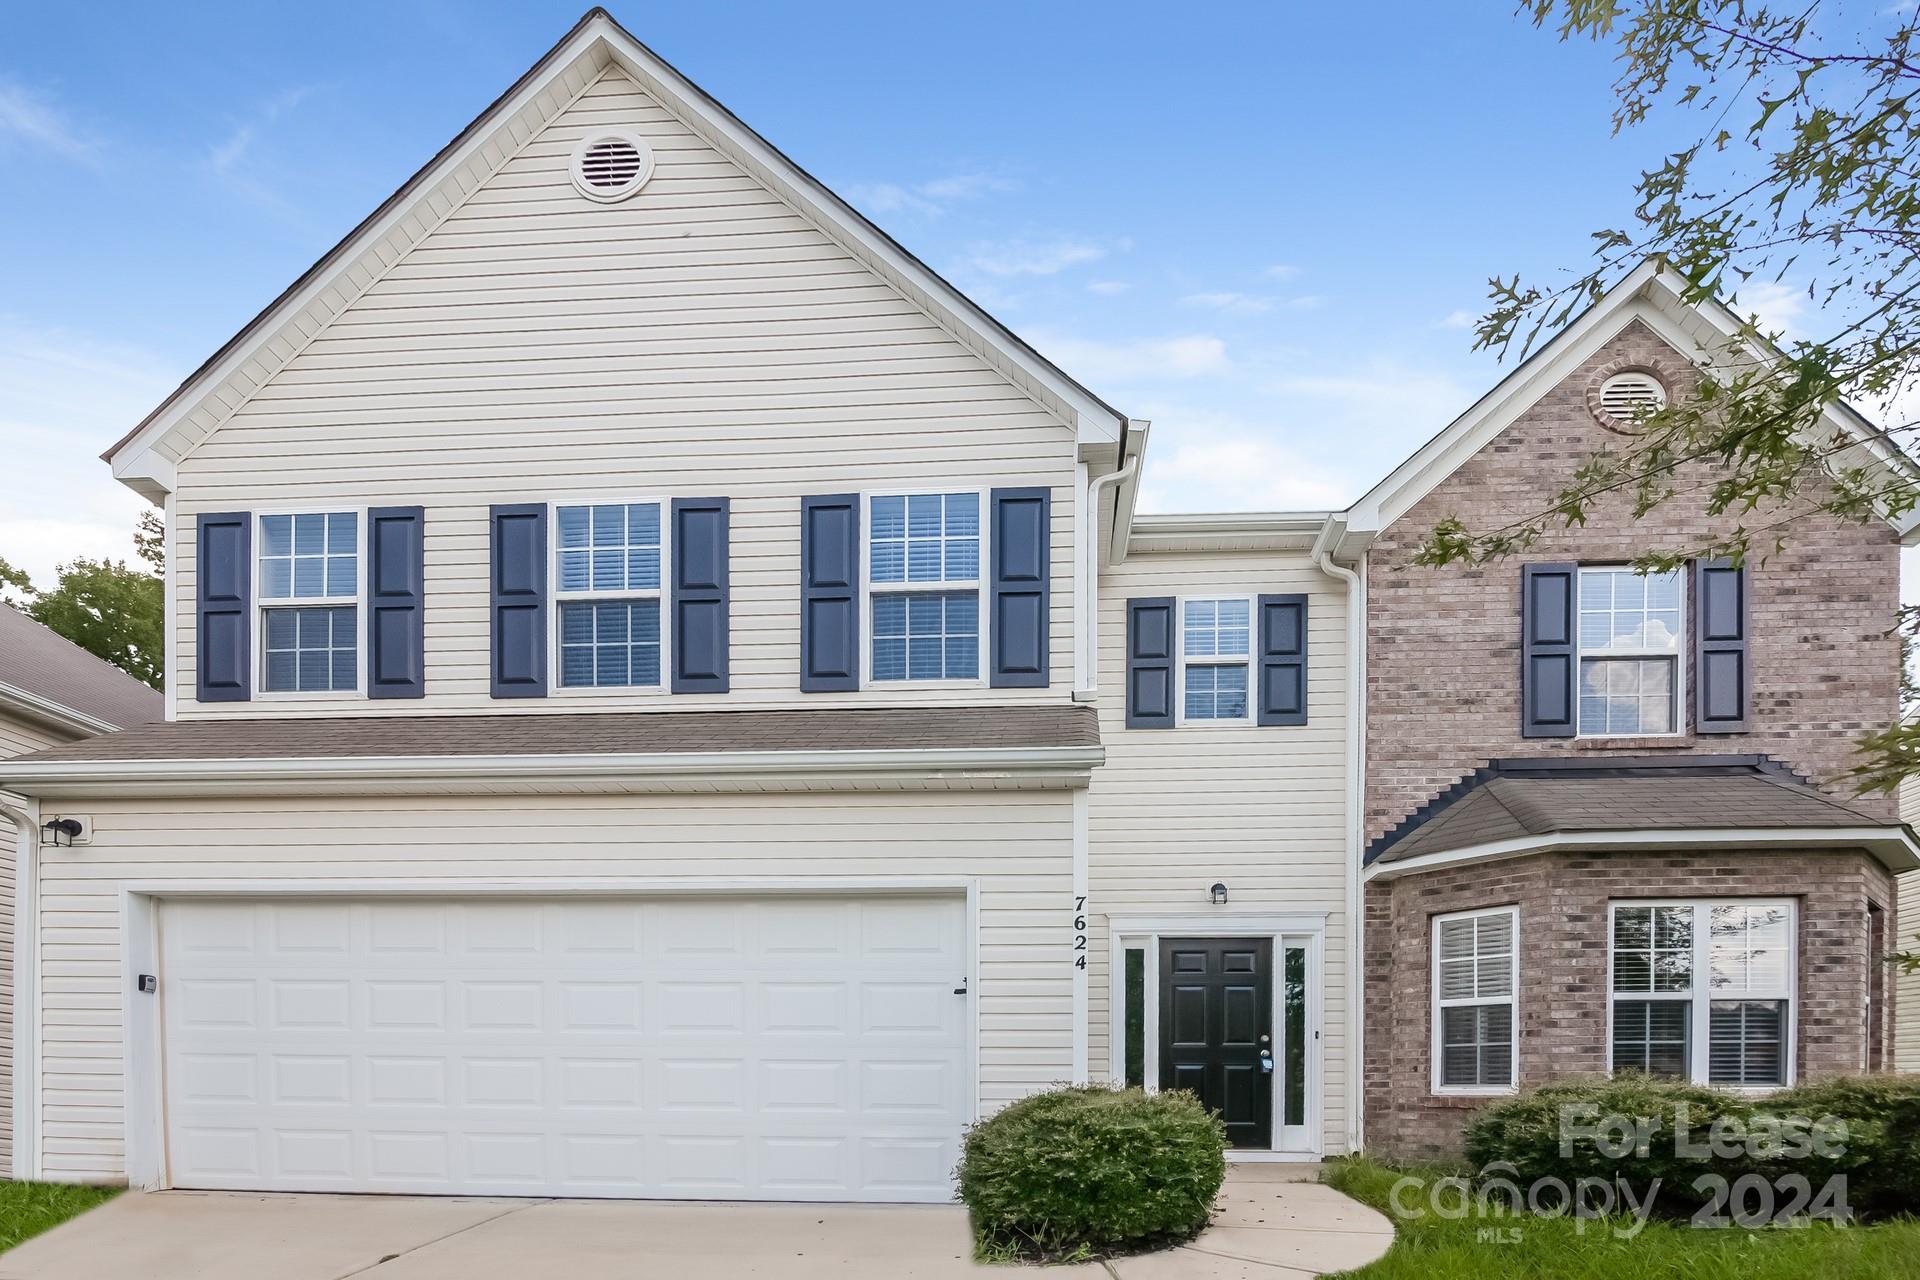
[1364, 849, 1897, 1159]
[1365, 319, 1901, 844]
[1360, 318, 1907, 1158]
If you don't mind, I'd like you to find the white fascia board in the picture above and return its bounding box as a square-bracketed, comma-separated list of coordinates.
[0, 742, 1105, 796]
[1364, 825, 1920, 881]
[0, 682, 116, 738]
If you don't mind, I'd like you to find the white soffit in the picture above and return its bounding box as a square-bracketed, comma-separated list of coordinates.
[106, 9, 1125, 500]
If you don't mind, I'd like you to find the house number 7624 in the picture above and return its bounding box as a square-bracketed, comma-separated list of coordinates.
[1073, 896, 1087, 970]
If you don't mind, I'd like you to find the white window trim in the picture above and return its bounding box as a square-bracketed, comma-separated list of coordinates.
[1173, 593, 1256, 727]
[252, 506, 368, 700]
[1605, 898, 1798, 1091]
[857, 487, 990, 690]
[1575, 563, 1686, 740]
[1430, 906, 1520, 1096]
[547, 497, 672, 697]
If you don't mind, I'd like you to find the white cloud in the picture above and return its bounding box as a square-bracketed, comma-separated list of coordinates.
[0, 323, 179, 586]
[0, 79, 92, 160]
[1440, 308, 1478, 330]
[204, 86, 316, 215]
[966, 237, 1111, 277]
[1737, 280, 1807, 338]
[844, 172, 1016, 217]
[1182, 291, 1272, 315]
[1026, 332, 1229, 383]
[1137, 417, 1355, 512]
[1265, 264, 1301, 281]
[1087, 280, 1130, 296]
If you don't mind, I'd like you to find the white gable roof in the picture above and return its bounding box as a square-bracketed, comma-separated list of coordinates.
[105, 8, 1128, 500]
[1341, 257, 1920, 550]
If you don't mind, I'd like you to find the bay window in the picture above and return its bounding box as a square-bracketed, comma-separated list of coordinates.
[1432, 906, 1518, 1092]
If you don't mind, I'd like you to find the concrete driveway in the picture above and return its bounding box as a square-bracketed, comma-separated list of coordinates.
[0, 1166, 1392, 1279]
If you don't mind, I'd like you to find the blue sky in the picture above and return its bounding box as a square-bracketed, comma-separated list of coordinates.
[0, 1, 1723, 584]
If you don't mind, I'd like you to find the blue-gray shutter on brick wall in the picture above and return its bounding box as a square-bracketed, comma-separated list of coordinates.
[489, 503, 547, 699]
[1694, 558, 1750, 733]
[1126, 597, 1175, 729]
[989, 487, 1050, 688]
[1521, 563, 1577, 737]
[800, 494, 859, 691]
[196, 511, 251, 702]
[1256, 593, 1309, 726]
[367, 506, 426, 700]
[671, 497, 729, 694]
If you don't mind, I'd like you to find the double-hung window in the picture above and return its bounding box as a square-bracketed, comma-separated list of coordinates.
[259, 511, 360, 693]
[1432, 907, 1518, 1092]
[1609, 900, 1794, 1087]
[1178, 596, 1252, 723]
[1577, 566, 1683, 735]
[554, 501, 664, 689]
[867, 492, 981, 682]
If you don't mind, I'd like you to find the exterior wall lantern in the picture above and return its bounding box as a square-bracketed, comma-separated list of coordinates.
[1210, 882, 1229, 906]
[42, 817, 83, 848]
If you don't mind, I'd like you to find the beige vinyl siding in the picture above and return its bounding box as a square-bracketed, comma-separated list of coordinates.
[0, 710, 68, 1177]
[1087, 550, 1352, 1153]
[170, 66, 1076, 717]
[1898, 777, 1920, 1070]
[33, 788, 1073, 1182]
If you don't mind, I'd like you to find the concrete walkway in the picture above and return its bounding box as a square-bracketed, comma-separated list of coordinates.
[0, 1165, 1392, 1280]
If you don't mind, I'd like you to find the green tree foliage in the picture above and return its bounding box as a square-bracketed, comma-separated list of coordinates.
[1428, 2, 1920, 967]
[2, 513, 164, 690]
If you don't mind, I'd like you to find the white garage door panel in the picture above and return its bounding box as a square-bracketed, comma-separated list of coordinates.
[161, 895, 970, 1201]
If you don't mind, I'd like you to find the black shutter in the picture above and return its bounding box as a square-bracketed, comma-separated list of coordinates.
[367, 506, 426, 699]
[196, 511, 251, 703]
[489, 503, 547, 699]
[671, 497, 729, 694]
[1521, 563, 1577, 738]
[800, 494, 859, 691]
[1256, 593, 1308, 726]
[1695, 558, 1750, 733]
[989, 487, 1050, 688]
[1125, 597, 1175, 729]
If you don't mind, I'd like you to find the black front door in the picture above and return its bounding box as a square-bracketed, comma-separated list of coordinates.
[1159, 937, 1272, 1149]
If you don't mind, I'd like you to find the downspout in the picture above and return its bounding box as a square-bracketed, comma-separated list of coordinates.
[1312, 517, 1366, 1155]
[1074, 439, 1140, 701]
[1, 789, 39, 1180]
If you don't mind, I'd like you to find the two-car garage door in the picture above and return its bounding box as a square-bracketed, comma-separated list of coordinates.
[159, 894, 969, 1202]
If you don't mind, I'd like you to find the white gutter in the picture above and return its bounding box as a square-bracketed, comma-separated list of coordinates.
[1, 789, 39, 1179]
[1365, 825, 1920, 880]
[1075, 441, 1141, 702]
[0, 682, 119, 739]
[1311, 513, 1366, 1156]
[0, 743, 1106, 792]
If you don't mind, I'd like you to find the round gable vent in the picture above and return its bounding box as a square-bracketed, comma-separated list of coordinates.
[1591, 370, 1669, 431]
[570, 130, 654, 203]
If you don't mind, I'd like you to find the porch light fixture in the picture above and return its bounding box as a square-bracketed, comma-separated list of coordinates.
[1210, 882, 1229, 906]
[42, 817, 82, 848]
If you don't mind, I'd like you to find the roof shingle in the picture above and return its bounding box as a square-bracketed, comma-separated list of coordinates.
[0, 604, 164, 732]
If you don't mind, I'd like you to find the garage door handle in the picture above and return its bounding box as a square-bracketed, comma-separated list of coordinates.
[953, 979, 968, 995]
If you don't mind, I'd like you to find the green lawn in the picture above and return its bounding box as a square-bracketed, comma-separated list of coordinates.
[1323, 1158, 1920, 1280]
[0, 1182, 120, 1254]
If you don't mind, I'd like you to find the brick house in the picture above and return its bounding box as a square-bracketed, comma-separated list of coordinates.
[1344, 262, 1915, 1157]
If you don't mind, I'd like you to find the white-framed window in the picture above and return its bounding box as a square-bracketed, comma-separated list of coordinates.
[1577, 565, 1684, 736]
[863, 490, 984, 683]
[257, 510, 362, 694]
[1431, 907, 1518, 1093]
[1176, 595, 1253, 725]
[552, 500, 667, 690]
[1608, 899, 1795, 1088]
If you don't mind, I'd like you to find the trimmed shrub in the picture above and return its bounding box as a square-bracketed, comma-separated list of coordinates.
[957, 1085, 1227, 1259]
[1464, 1073, 1920, 1222]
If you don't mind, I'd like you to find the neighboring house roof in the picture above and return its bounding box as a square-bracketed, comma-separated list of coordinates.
[1366, 755, 1919, 876]
[0, 604, 163, 737]
[1331, 257, 1920, 556]
[0, 705, 1102, 795]
[103, 7, 1128, 503]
